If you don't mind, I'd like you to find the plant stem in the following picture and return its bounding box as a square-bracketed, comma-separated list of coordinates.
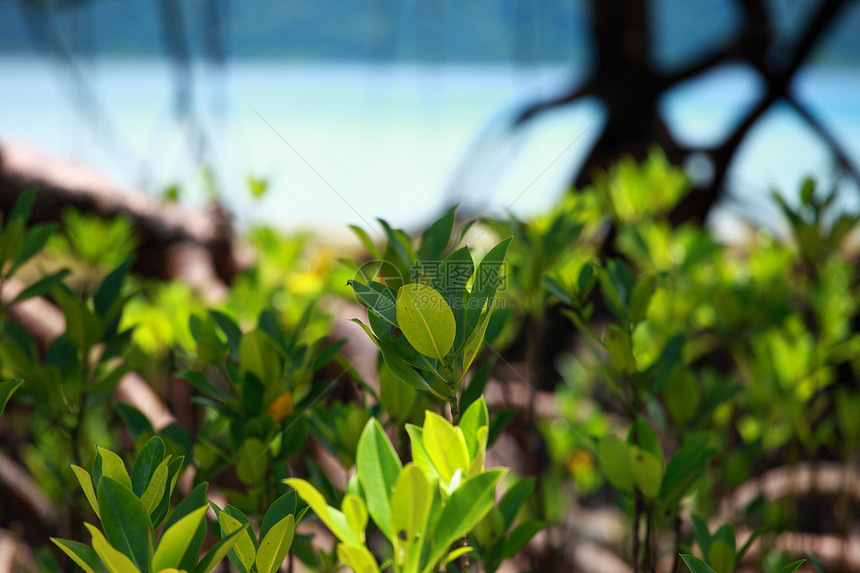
[448, 391, 460, 425]
[524, 315, 548, 523]
[643, 504, 654, 572]
[445, 364, 468, 571]
[446, 362, 460, 426]
[632, 491, 642, 573]
[672, 514, 682, 573]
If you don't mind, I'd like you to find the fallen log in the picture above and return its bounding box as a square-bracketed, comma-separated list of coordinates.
[0, 138, 242, 286]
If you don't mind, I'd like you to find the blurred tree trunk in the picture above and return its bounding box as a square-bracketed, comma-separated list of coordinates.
[515, 0, 856, 226]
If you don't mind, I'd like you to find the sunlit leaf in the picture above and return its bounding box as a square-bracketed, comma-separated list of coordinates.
[396, 284, 456, 361]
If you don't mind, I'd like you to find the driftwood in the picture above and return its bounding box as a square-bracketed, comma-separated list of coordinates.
[0, 138, 242, 288]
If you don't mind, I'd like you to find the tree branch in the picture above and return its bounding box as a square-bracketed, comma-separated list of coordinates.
[785, 93, 860, 189]
[512, 78, 595, 126]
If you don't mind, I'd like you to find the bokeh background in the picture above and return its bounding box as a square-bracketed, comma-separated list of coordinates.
[1, 0, 859, 231]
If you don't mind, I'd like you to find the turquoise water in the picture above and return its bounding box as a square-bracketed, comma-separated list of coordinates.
[1, 58, 858, 234]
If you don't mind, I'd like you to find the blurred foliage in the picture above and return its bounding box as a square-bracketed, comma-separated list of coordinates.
[2, 151, 859, 572]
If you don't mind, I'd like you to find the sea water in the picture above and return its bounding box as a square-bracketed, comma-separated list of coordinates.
[0, 58, 857, 235]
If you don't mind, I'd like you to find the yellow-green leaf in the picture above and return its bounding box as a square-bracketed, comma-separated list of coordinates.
[342, 494, 368, 542]
[217, 512, 256, 572]
[708, 540, 735, 573]
[598, 434, 633, 491]
[396, 284, 456, 361]
[337, 543, 380, 573]
[255, 514, 295, 573]
[84, 523, 140, 573]
[459, 309, 492, 382]
[238, 329, 282, 386]
[71, 465, 100, 519]
[51, 538, 99, 573]
[97, 446, 132, 491]
[139, 457, 171, 515]
[628, 446, 663, 499]
[444, 546, 473, 565]
[283, 478, 362, 545]
[152, 506, 207, 571]
[423, 411, 469, 484]
[390, 464, 432, 550]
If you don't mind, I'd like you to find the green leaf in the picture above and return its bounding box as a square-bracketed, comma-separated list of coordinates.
[163, 482, 209, 572]
[11, 269, 70, 304]
[444, 546, 474, 565]
[114, 403, 154, 445]
[501, 521, 544, 559]
[390, 464, 432, 550]
[131, 436, 166, 497]
[459, 396, 489, 460]
[371, 317, 449, 400]
[459, 307, 493, 380]
[341, 494, 369, 542]
[680, 554, 717, 573]
[181, 370, 233, 403]
[150, 456, 184, 528]
[691, 514, 712, 558]
[628, 273, 656, 324]
[660, 433, 717, 508]
[736, 527, 764, 563]
[605, 326, 636, 375]
[355, 418, 402, 541]
[498, 477, 535, 528]
[85, 523, 141, 573]
[418, 206, 456, 261]
[95, 447, 132, 491]
[712, 524, 736, 555]
[800, 177, 816, 205]
[464, 237, 512, 337]
[0, 379, 22, 418]
[628, 446, 663, 498]
[379, 219, 417, 286]
[283, 478, 362, 545]
[94, 258, 133, 317]
[97, 477, 151, 571]
[422, 411, 469, 484]
[71, 465, 101, 519]
[460, 361, 490, 413]
[379, 361, 419, 423]
[54, 286, 102, 351]
[255, 514, 296, 573]
[405, 425, 440, 482]
[707, 540, 734, 573]
[208, 310, 243, 357]
[348, 280, 398, 326]
[432, 469, 505, 552]
[428, 246, 473, 349]
[349, 224, 382, 259]
[629, 418, 662, 464]
[666, 370, 699, 428]
[8, 189, 37, 223]
[778, 560, 806, 573]
[139, 457, 171, 515]
[239, 329, 283, 387]
[597, 434, 633, 491]
[51, 538, 102, 573]
[236, 438, 269, 485]
[396, 283, 456, 361]
[543, 275, 574, 306]
[337, 544, 381, 573]
[217, 512, 256, 573]
[152, 506, 208, 571]
[192, 528, 244, 573]
[189, 314, 225, 365]
[261, 491, 298, 542]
